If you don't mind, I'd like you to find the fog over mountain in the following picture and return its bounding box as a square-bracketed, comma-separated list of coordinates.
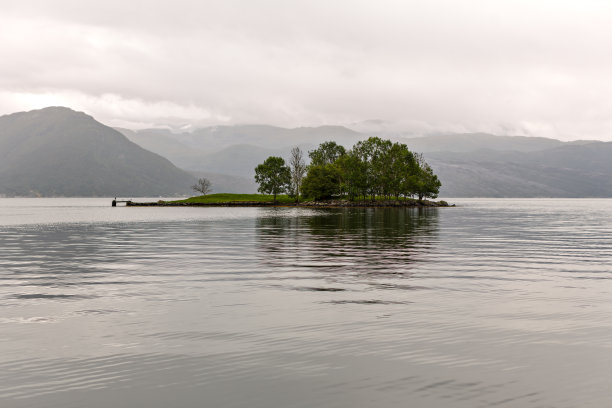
[118, 125, 362, 171]
[4, 1, 612, 141]
[116, 125, 367, 194]
[4, 1, 612, 197]
[0, 107, 195, 197]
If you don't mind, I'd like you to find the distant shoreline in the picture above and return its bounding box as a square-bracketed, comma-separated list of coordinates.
[125, 199, 453, 208]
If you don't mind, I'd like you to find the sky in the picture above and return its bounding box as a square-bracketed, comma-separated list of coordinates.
[2, 0, 612, 140]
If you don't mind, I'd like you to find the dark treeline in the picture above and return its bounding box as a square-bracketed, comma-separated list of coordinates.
[255, 137, 441, 202]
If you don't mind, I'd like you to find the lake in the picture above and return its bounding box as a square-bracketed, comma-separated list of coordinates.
[1, 198, 611, 407]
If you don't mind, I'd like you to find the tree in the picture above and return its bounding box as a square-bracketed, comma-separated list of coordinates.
[301, 164, 341, 200]
[384, 142, 416, 199]
[415, 163, 441, 200]
[257, 139, 441, 203]
[192, 178, 212, 195]
[413, 153, 441, 200]
[351, 137, 392, 200]
[288, 147, 306, 203]
[308, 141, 346, 167]
[254, 156, 291, 203]
[337, 152, 367, 200]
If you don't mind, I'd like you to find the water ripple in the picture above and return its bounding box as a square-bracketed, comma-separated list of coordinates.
[1, 199, 612, 407]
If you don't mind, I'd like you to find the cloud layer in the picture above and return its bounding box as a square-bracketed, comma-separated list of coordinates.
[2, 0, 612, 140]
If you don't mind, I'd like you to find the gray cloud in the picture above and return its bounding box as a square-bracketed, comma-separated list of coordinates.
[2, 0, 612, 140]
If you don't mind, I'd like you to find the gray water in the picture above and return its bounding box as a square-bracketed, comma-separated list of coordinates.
[1, 198, 612, 408]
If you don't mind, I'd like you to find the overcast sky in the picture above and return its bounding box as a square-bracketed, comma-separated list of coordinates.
[2, 0, 612, 140]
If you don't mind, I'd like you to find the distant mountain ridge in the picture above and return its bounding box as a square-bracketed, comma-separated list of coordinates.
[401, 133, 564, 153]
[0, 107, 196, 197]
[119, 125, 363, 168]
[179, 124, 363, 151]
[119, 124, 612, 197]
[427, 142, 612, 197]
[117, 125, 365, 193]
[1, 106, 608, 198]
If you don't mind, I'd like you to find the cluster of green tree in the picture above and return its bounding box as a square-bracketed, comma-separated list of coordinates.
[254, 137, 441, 202]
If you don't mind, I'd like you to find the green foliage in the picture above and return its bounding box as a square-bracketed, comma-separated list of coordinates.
[336, 152, 368, 200]
[254, 156, 291, 202]
[303, 138, 442, 202]
[308, 141, 346, 167]
[301, 164, 341, 200]
[414, 163, 441, 200]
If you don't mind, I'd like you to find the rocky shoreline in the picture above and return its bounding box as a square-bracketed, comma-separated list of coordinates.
[126, 199, 453, 208]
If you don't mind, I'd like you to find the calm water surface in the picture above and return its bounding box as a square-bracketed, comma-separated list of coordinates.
[1, 198, 612, 407]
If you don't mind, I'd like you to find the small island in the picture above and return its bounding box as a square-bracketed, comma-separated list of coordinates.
[127, 137, 452, 208]
[127, 193, 451, 207]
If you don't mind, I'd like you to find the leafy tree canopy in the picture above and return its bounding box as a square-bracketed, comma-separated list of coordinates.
[301, 164, 341, 201]
[254, 156, 291, 202]
[414, 163, 441, 200]
[308, 141, 346, 167]
[255, 138, 441, 202]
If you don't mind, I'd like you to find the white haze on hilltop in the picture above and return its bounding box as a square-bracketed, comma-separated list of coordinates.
[2, 0, 612, 140]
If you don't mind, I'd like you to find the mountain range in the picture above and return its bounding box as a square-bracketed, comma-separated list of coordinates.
[0, 107, 195, 197]
[427, 143, 612, 197]
[118, 125, 612, 197]
[2, 106, 612, 198]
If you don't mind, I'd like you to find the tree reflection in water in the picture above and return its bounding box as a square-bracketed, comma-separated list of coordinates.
[255, 208, 439, 285]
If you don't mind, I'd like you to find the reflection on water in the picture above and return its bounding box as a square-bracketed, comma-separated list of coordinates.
[257, 208, 439, 294]
[259, 207, 438, 248]
[1, 199, 612, 407]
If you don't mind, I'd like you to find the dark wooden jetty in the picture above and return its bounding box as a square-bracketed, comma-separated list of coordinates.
[111, 198, 133, 207]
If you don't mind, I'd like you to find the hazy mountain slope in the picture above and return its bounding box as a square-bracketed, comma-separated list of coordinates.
[117, 127, 208, 171]
[196, 144, 288, 177]
[430, 158, 612, 197]
[179, 124, 363, 151]
[401, 133, 564, 153]
[527, 142, 612, 173]
[0, 107, 196, 197]
[118, 123, 612, 198]
[118, 126, 321, 172]
[117, 127, 201, 162]
[429, 142, 612, 197]
[189, 171, 258, 194]
[118, 125, 364, 171]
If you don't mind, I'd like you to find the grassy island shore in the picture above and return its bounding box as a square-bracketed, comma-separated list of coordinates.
[125, 193, 452, 207]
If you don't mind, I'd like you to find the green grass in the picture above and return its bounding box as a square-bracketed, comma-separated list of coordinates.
[171, 193, 444, 206]
[174, 193, 297, 204]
